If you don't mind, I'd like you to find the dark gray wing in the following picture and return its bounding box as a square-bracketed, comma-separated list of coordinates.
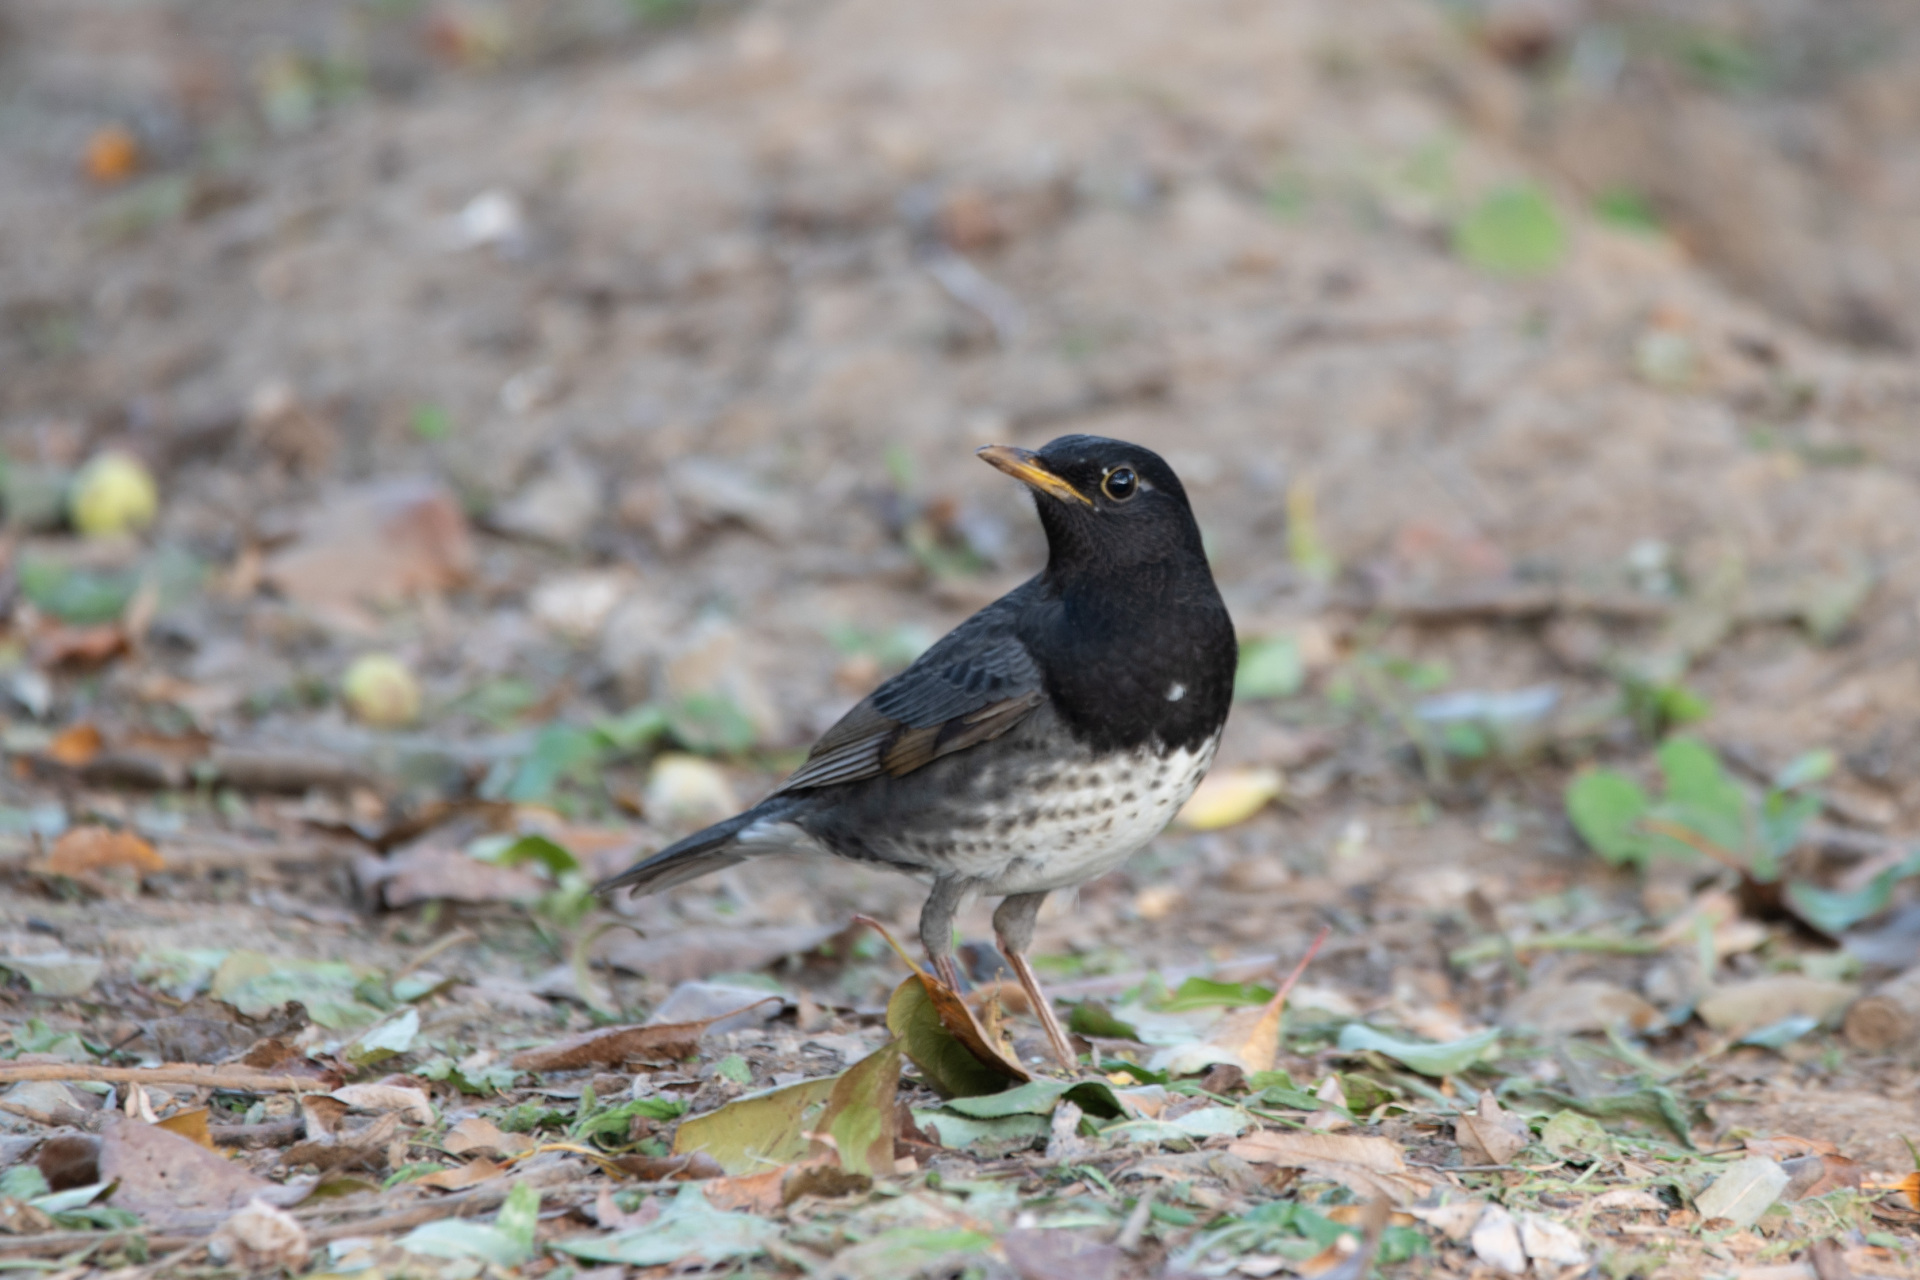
[774, 600, 1045, 794]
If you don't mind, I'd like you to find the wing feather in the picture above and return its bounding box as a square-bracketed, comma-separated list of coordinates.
[775, 598, 1046, 794]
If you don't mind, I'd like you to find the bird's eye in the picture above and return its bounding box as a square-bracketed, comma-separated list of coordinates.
[1102, 467, 1138, 502]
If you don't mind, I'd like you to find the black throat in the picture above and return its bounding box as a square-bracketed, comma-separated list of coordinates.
[1022, 543, 1237, 756]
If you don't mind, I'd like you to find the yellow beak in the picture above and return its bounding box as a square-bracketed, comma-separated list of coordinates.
[976, 445, 1092, 506]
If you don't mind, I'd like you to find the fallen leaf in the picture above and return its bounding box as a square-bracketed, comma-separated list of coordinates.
[1175, 766, 1282, 830]
[264, 478, 475, 629]
[609, 1152, 724, 1181]
[1002, 1227, 1123, 1280]
[45, 724, 103, 767]
[1695, 1156, 1790, 1230]
[1406, 1200, 1486, 1241]
[414, 1158, 505, 1191]
[597, 923, 841, 986]
[704, 1168, 786, 1214]
[1539, 1110, 1615, 1163]
[329, 1084, 434, 1126]
[551, 1184, 779, 1267]
[1455, 1091, 1529, 1165]
[1517, 1212, 1586, 1266]
[511, 1004, 765, 1071]
[359, 845, 548, 908]
[40, 827, 163, 878]
[1228, 1131, 1431, 1204]
[155, 1108, 215, 1150]
[1588, 1188, 1665, 1213]
[1697, 977, 1859, 1038]
[208, 1199, 309, 1271]
[1469, 1203, 1527, 1274]
[672, 1075, 838, 1175]
[0, 951, 104, 997]
[98, 1116, 304, 1227]
[443, 1116, 535, 1158]
[31, 623, 128, 671]
[84, 125, 141, 183]
[1336, 1024, 1500, 1077]
[886, 972, 1029, 1097]
[809, 1039, 902, 1177]
[1501, 979, 1660, 1035]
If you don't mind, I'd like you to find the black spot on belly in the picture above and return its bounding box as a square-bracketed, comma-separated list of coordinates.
[1122, 791, 1136, 804]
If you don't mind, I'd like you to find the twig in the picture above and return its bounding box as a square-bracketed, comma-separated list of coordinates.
[0, 1064, 322, 1092]
[1115, 1187, 1155, 1253]
[0, 1230, 199, 1259]
[394, 927, 477, 980]
[1260, 925, 1331, 1019]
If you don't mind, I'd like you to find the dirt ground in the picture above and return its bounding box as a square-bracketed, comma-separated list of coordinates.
[2, 1, 1918, 1277]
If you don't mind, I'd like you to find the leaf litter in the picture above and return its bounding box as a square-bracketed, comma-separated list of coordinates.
[4, 2, 1920, 1278]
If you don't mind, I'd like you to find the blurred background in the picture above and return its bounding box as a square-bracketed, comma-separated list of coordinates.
[3, 0, 1920, 1172]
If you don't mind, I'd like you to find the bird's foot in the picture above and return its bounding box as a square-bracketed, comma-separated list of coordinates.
[931, 953, 964, 993]
[1000, 945, 1078, 1071]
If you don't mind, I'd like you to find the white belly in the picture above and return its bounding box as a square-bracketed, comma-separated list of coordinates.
[953, 736, 1220, 894]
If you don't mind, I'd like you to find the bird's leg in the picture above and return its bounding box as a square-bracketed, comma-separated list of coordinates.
[992, 892, 1077, 1070]
[919, 877, 968, 991]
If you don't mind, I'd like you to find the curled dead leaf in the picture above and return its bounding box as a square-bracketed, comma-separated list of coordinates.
[39, 826, 163, 878]
[45, 723, 103, 767]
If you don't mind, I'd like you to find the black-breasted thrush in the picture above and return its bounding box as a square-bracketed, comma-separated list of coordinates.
[598, 435, 1237, 1066]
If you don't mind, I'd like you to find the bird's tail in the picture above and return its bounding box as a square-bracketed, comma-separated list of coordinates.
[593, 797, 796, 898]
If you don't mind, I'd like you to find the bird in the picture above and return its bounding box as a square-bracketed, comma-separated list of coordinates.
[596, 435, 1238, 1067]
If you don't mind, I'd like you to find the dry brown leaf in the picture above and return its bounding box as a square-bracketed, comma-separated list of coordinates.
[358, 846, 548, 908]
[99, 1116, 301, 1227]
[40, 826, 163, 877]
[1455, 1092, 1529, 1165]
[591, 1185, 661, 1230]
[511, 1005, 770, 1072]
[704, 1168, 785, 1214]
[1783, 1153, 1864, 1201]
[608, 1152, 724, 1180]
[1228, 1129, 1432, 1205]
[155, 1108, 215, 1150]
[46, 723, 103, 767]
[329, 1083, 434, 1125]
[84, 124, 141, 183]
[442, 1115, 535, 1158]
[263, 479, 475, 628]
[282, 1113, 401, 1173]
[414, 1158, 505, 1190]
[32, 623, 128, 671]
[1000, 1227, 1124, 1280]
[597, 923, 842, 986]
[1696, 976, 1858, 1037]
[208, 1199, 309, 1271]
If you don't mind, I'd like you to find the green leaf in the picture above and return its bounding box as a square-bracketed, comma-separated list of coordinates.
[345, 1008, 418, 1066]
[817, 1039, 903, 1176]
[1565, 769, 1652, 867]
[400, 1219, 531, 1266]
[496, 1182, 539, 1254]
[1161, 976, 1276, 1011]
[207, 951, 383, 1029]
[472, 833, 580, 877]
[1067, 1000, 1141, 1041]
[552, 1185, 779, 1267]
[1772, 749, 1836, 791]
[1, 1168, 50, 1200]
[665, 692, 758, 756]
[415, 1055, 520, 1095]
[411, 405, 453, 441]
[1508, 1086, 1697, 1148]
[571, 1095, 689, 1145]
[1453, 184, 1566, 276]
[501, 725, 606, 803]
[671, 1076, 836, 1175]
[1594, 188, 1660, 235]
[16, 558, 138, 625]
[595, 704, 671, 753]
[911, 1109, 1052, 1152]
[885, 974, 1027, 1098]
[1235, 637, 1304, 701]
[1539, 1110, 1615, 1163]
[1335, 1025, 1500, 1078]
[1785, 852, 1920, 935]
[937, 1078, 1123, 1121]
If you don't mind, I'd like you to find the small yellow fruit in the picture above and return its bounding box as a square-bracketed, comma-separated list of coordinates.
[1175, 766, 1283, 831]
[342, 654, 421, 727]
[69, 451, 159, 538]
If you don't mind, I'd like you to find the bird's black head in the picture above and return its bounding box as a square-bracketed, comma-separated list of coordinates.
[977, 434, 1204, 574]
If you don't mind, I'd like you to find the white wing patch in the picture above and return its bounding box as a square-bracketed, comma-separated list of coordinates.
[1166, 682, 1186, 702]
